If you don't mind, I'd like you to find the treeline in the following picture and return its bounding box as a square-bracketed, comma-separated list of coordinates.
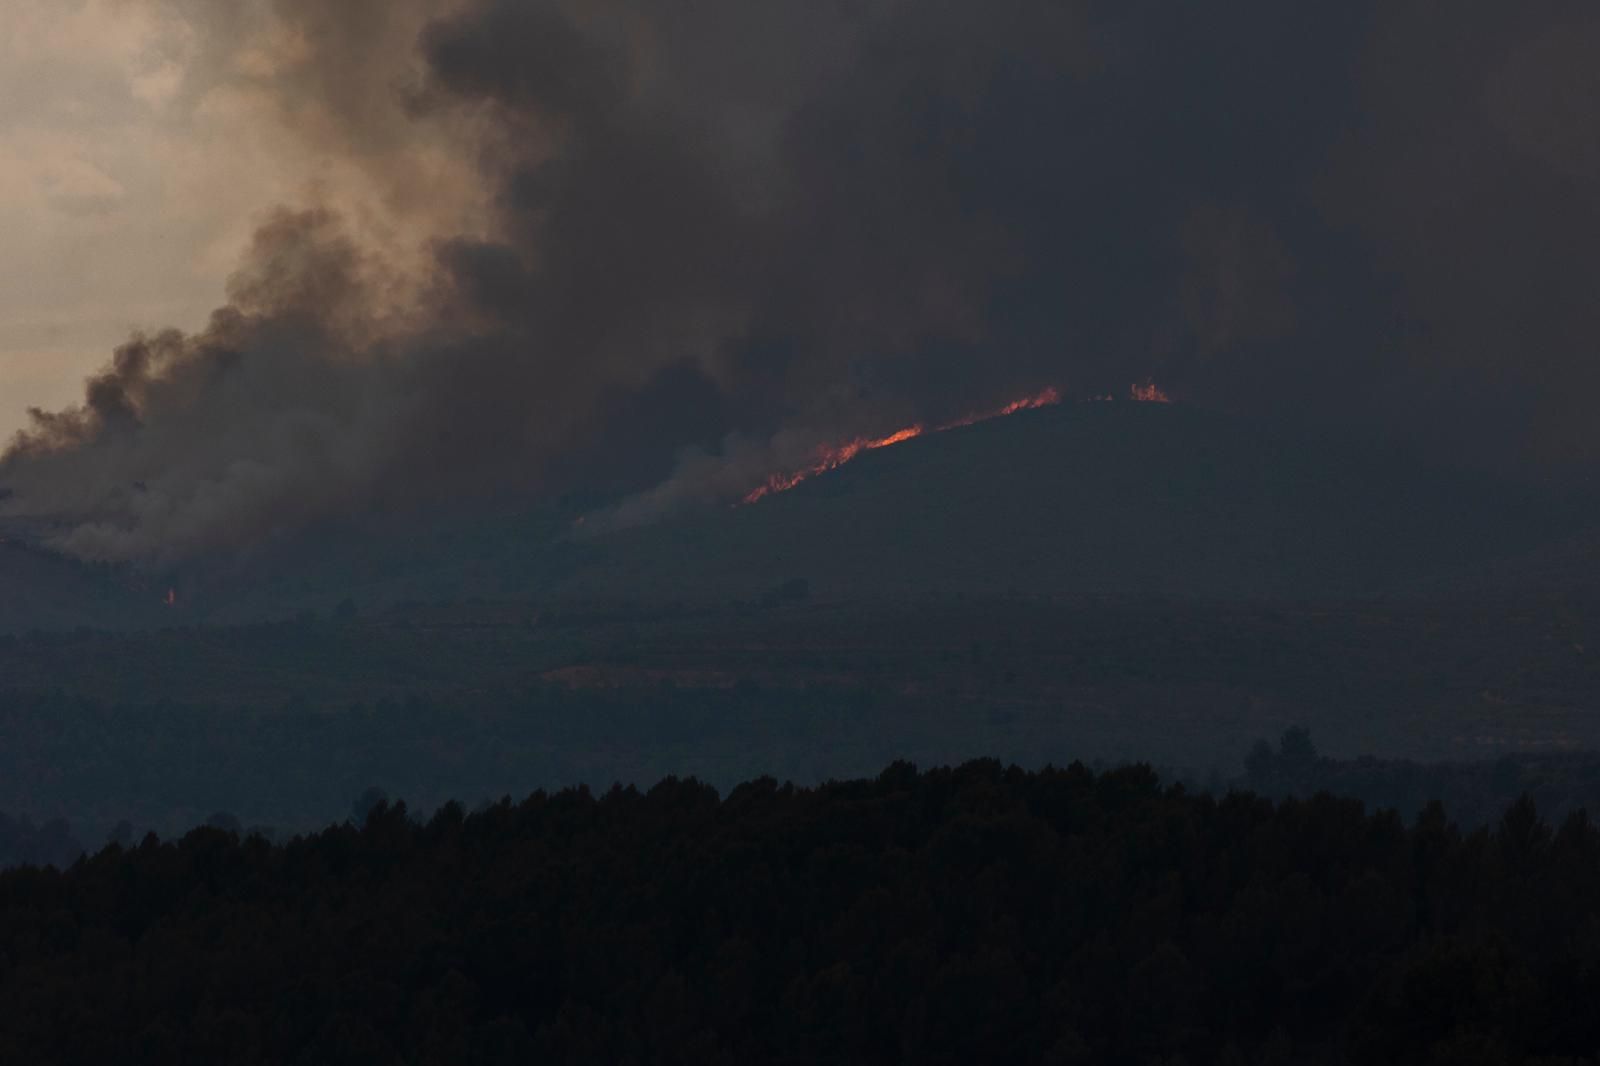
[8, 664, 1600, 853]
[1239, 727, 1600, 828]
[0, 684, 906, 840]
[3, 761, 1599, 1064]
[0, 812, 83, 871]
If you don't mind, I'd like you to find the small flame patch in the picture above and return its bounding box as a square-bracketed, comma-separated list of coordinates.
[1130, 380, 1171, 403]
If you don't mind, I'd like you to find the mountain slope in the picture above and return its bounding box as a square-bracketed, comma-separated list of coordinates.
[4, 401, 1590, 630]
[561, 402, 1586, 603]
[0, 539, 161, 633]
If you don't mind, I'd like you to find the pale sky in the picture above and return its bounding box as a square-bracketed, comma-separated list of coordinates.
[0, 0, 467, 443]
[5, 3, 200, 438]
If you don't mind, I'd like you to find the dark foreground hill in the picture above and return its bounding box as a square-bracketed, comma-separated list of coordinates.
[3, 761, 1598, 1065]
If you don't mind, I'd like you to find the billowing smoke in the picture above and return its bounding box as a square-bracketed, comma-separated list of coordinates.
[7, 0, 1600, 561]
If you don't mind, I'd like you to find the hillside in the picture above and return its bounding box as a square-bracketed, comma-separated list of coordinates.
[4, 401, 1593, 630]
[560, 402, 1587, 604]
[0, 538, 161, 633]
[5, 404, 1600, 834]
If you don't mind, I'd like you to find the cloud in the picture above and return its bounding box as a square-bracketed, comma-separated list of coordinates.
[42, 157, 127, 217]
[7, 0, 1600, 560]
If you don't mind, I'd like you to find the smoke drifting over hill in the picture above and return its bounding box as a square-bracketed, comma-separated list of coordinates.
[6, 0, 1600, 561]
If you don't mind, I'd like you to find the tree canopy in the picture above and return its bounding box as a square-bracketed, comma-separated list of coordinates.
[2, 761, 1597, 1064]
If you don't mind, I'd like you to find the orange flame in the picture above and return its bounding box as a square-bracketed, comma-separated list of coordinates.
[163, 588, 177, 607]
[941, 386, 1063, 428]
[742, 425, 927, 503]
[742, 386, 1061, 504]
[1130, 380, 1171, 403]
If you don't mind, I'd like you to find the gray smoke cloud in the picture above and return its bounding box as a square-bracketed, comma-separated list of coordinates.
[6, 0, 1600, 561]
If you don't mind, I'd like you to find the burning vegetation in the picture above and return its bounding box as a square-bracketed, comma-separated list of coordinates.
[1130, 380, 1172, 403]
[732, 383, 1201, 504]
[742, 426, 929, 504]
[742, 388, 1062, 504]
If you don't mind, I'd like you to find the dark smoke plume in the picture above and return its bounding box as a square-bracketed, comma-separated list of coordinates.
[7, 0, 1600, 560]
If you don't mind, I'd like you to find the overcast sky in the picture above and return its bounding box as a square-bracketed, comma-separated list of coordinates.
[0, 0, 414, 442]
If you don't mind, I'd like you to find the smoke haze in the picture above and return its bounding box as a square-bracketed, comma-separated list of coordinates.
[7, 0, 1600, 560]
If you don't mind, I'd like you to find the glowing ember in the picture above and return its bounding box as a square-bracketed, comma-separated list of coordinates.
[742, 387, 1061, 504]
[742, 425, 926, 503]
[942, 386, 1063, 428]
[163, 588, 177, 607]
[1130, 380, 1171, 403]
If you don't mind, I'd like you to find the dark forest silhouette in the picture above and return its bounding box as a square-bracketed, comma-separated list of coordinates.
[3, 761, 1599, 1064]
